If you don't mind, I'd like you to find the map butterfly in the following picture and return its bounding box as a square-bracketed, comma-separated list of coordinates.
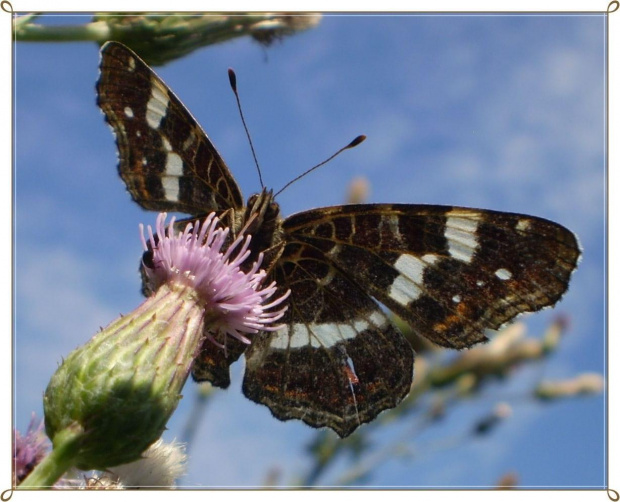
[97, 41, 581, 438]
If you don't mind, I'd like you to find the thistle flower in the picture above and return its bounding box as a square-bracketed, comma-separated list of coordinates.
[107, 438, 187, 488]
[13, 415, 50, 486]
[56, 439, 187, 489]
[140, 212, 288, 345]
[22, 213, 287, 488]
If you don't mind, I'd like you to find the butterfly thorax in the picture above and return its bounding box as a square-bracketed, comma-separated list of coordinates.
[237, 188, 285, 274]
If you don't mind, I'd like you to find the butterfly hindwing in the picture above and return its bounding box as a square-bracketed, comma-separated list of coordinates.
[192, 331, 249, 389]
[243, 240, 414, 438]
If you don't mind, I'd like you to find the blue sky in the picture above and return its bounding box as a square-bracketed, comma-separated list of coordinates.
[10, 13, 606, 488]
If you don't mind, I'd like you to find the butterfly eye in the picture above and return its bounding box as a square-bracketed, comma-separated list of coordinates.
[141, 233, 160, 270]
[141, 249, 155, 269]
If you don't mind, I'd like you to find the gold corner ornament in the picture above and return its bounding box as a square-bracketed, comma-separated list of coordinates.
[1, 1, 13, 14]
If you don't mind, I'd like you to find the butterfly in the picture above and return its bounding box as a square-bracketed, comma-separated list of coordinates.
[97, 41, 580, 438]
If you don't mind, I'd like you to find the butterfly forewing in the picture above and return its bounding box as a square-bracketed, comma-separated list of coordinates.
[97, 41, 581, 439]
[281, 204, 581, 350]
[97, 42, 243, 215]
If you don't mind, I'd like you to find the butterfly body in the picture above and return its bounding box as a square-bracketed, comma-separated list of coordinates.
[97, 41, 580, 438]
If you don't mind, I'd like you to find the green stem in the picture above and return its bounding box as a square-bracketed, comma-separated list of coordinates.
[15, 20, 111, 42]
[18, 424, 83, 489]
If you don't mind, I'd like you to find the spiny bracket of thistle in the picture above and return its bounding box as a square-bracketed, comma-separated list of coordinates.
[14, 13, 322, 66]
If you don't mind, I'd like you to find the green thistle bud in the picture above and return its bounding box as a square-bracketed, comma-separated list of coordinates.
[43, 281, 204, 470]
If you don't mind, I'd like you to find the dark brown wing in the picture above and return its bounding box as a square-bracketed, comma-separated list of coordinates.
[241, 204, 580, 437]
[191, 331, 249, 389]
[97, 41, 243, 215]
[243, 241, 414, 438]
[280, 204, 580, 349]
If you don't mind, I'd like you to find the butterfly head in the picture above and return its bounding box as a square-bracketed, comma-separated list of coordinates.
[245, 188, 279, 231]
[139, 233, 159, 297]
[240, 188, 285, 272]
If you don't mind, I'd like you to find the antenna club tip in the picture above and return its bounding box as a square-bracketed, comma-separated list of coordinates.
[228, 68, 237, 91]
[348, 135, 367, 148]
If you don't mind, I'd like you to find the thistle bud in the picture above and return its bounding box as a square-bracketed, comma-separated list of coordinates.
[43, 279, 204, 470]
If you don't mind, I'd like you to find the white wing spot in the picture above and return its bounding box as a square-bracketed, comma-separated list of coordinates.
[166, 152, 183, 177]
[516, 219, 531, 232]
[127, 56, 136, 71]
[142, 157, 148, 166]
[353, 319, 369, 332]
[161, 176, 180, 202]
[389, 275, 422, 305]
[162, 137, 172, 152]
[385, 214, 402, 243]
[452, 294, 462, 303]
[146, 83, 169, 129]
[394, 255, 425, 283]
[369, 311, 388, 328]
[269, 317, 377, 350]
[124, 107, 134, 118]
[476, 280, 485, 287]
[445, 213, 479, 263]
[270, 326, 290, 350]
[389, 255, 425, 305]
[495, 268, 512, 280]
[422, 254, 439, 264]
[182, 129, 197, 151]
[136, 130, 141, 137]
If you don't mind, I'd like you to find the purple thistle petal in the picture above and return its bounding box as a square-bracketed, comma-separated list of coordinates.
[14, 414, 50, 485]
[140, 213, 289, 345]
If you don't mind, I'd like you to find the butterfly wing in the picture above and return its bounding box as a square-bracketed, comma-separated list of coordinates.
[191, 332, 249, 389]
[242, 204, 580, 437]
[243, 241, 414, 438]
[97, 41, 244, 215]
[282, 204, 580, 348]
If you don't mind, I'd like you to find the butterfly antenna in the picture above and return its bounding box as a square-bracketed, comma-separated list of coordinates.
[228, 68, 265, 189]
[274, 135, 366, 197]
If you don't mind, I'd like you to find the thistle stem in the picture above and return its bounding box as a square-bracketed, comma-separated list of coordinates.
[19, 423, 84, 489]
[15, 19, 111, 42]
